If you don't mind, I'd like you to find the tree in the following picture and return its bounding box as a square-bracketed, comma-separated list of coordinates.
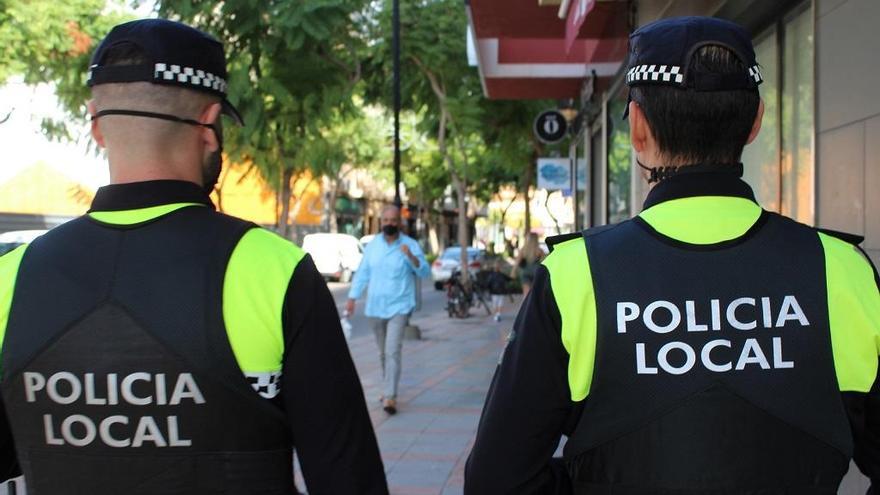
[0, 0, 131, 136]
[477, 99, 553, 240]
[159, 0, 370, 239]
[365, 0, 484, 282]
[306, 104, 387, 232]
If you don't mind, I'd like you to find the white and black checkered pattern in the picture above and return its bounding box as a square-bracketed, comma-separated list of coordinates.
[246, 371, 281, 399]
[748, 65, 763, 84]
[154, 63, 228, 94]
[627, 64, 684, 85]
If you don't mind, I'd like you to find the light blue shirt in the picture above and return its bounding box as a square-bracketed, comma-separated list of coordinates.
[348, 233, 430, 319]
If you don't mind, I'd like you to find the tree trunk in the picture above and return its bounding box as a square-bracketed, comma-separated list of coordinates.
[450, 169, 469, 283]
[288, 175, 318, 243]
[544, 190, 562, 234]
[436, 105, 471, 285]
[427, 210, 440, 255]
[523, 155, 533, 239]
[279, 167, 293, 239]
[323, 177, 340, 233]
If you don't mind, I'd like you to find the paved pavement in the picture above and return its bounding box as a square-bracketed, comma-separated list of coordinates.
[316, 281, 516, 495]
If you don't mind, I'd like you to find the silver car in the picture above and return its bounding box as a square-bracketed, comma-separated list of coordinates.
[431, 247, 484, 290]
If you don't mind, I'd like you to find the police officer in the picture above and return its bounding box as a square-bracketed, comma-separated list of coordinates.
[465, 16, 880, 494]
[0, 19, 388, 494]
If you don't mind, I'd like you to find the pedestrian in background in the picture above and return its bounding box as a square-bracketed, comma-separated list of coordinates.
[511, 232, 544, 296]
[346, 205, 430, 415]
[0, 19, 387, 494]
[486, 259, 513, 322]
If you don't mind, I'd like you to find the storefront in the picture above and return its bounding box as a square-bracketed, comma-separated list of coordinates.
[469, 0, 878, 267]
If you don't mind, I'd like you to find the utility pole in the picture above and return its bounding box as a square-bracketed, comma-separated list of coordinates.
[392, 0, 402, 208]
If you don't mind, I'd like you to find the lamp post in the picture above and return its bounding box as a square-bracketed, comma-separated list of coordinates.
[392, 0, 402, 208]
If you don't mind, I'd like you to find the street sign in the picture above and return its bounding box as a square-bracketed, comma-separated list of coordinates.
[533, 110, 568, 144]
[537, 158, 572, 190]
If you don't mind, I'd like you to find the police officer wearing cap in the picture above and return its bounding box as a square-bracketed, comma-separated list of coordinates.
[466, 16, 880, 494]
[0, 19, 388, 494]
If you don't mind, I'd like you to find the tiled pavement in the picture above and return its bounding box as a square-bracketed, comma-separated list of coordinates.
[295, 284, 514, 495]
[351, 303, 514, 495]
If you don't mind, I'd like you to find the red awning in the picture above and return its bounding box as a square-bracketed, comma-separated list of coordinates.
[467, 0, 629, 100]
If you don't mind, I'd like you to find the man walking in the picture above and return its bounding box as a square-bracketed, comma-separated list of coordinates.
[347, 205, 429, 415]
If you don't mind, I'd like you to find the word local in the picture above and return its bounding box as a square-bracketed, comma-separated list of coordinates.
[23, 371, 205, 448]
[616, 296, 809, 375]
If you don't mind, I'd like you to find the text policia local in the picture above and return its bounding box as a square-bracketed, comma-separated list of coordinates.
[23, 372, 204, 448]
[617, 296, 809, 375]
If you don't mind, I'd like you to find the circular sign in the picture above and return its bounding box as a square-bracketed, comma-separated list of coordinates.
[533, 110, 568, 144]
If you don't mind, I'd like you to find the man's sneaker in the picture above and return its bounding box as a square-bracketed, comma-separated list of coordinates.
[493, 314, 501, 322]
[383, 398, 397, 415]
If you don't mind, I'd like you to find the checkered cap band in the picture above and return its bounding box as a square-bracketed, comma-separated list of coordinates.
[154, 62, 228, 94]
[627, 64, 684, 85]
[245, 371, 282, 399]
[748, 65, 763, 84]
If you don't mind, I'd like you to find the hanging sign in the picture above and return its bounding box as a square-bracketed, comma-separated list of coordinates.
[534, 110, 568, 144]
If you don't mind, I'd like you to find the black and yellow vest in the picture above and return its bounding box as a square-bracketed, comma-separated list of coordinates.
[543, 175, 880, 494]
[0, 190, 305, 494]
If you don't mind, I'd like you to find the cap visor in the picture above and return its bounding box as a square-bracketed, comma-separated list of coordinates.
[222, 99, 244, 126]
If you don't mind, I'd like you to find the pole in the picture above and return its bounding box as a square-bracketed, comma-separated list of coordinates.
[392, 0, 402, 207]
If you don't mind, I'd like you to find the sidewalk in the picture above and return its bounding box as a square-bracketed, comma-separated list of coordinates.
[349, 297, 518, 495]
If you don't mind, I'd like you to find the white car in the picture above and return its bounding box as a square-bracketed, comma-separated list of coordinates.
[431, 246, 485, 290]
[302, 233, 363, 282]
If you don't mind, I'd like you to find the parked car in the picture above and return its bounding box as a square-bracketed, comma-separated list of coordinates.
[359, 234, 376, 249]
[431, 246, 485, 290]
[0, 229, 49, 256]
[301, 233, 363, 282]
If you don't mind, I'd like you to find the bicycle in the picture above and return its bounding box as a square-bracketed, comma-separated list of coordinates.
[445, 268, 492, 318]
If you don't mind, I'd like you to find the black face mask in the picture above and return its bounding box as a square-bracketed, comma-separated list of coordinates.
[92, 109, 224, 194]
[382, 225, 399, 237]
[201, 148, 223, 194]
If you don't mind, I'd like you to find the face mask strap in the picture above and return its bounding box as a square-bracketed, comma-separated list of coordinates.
[92, 109, 222, 147]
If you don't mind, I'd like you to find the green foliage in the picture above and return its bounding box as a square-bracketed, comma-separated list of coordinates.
[159, 0, 370, 190]
[0, 0, 132, 138]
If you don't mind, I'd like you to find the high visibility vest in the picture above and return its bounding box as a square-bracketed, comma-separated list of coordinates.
[544, 207, 879, 493]
[1, 207, 297, 495]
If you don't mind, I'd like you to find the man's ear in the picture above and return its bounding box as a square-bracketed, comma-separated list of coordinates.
[199, 102, 222, 152]
[629, 101, 650, 154]
[87, 100, 106, 148]
[745, 98, 764, 145]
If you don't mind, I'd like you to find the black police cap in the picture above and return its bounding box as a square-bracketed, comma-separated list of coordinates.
[626, 16, 763, 91]
[87, 19, 243, 126]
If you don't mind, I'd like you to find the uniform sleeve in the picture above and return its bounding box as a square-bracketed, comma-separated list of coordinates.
[842, 249, 880, 492]
[281, 255, 388, 494]
[0, 246, 26, 482]
[844, 374, 880, 492]
[819, 235, 880, 491]
[465, 265, 577, 494]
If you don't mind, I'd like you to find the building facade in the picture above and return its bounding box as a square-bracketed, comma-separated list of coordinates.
[468, 0, 879, 266]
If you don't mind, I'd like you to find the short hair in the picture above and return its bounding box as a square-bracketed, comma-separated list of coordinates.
[629, 45, 760, 164]
[91, 42, 218, 123]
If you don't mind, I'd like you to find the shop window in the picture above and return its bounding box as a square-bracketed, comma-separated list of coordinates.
[742, 3, 814, 224]
[607, 92, 632, 224]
